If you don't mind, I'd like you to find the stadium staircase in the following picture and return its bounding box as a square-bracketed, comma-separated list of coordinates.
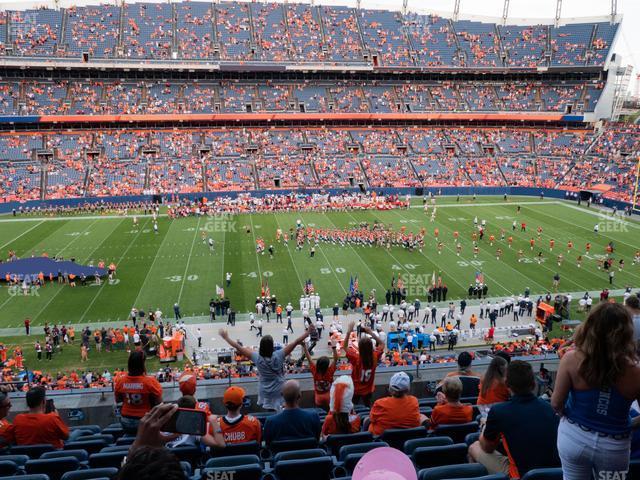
[494, 24, 507, 67]
[544, 25, 552, 67]
[211, 4, 221, 58]
[585, 24, 598, 66]
[246, 4, 258, 57]
[353, 10, 369, 62]
[584, 129, 604, 155]
[57, 9, 68, 56]
[116, 7, 125, 57]
[449, 19, 465, 67]
[492, 157, 509, 186]
[171, 3, 179, 58]
[281, 3, 293, 58]
[529, 132, 537, 155]
[314, 6, 329, 57]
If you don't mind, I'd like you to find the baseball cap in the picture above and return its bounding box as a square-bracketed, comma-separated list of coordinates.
[352, 447, 417, 480]
[389, 371, 411, 393]
[223, 386, 245, 406]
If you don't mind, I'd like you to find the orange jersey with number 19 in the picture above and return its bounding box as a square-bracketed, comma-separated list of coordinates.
[114, 374, 163, 418]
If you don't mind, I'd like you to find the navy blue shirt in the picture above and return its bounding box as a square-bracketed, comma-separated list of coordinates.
[263, 408, 321, 444]
[483, 393, 560, 478]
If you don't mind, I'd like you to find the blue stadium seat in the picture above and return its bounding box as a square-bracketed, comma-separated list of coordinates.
[268, 437, 318, 455]
[180, 461, 192, 477]
[88, 452, 126, 469]
[412, 443, 468, 470]
[379, 426, 428, 450]
[61, 468, 119, 480]
[114, 437, 135, 446]
[1, 475, 50, 480]
[99, 446, 130, 454]
[41, 449, 89, 465]
[404, 436, 454, 455]
[324, 432, 374, 456]
[273, 456, 334, 480]
[337, 442, 388, 462]
[69, 426, 101, 435]
[25, 457, 81, 480]
[0, 460, 20, 476]
[273, 448, 327, 465]
[342, 453, 367, 474]
[0, 454, 30, 468]
[465, 432, 480, 446]
[64, 441, 107, 455]
[169, 446, 202, 466]
[205, 455, 261, 469]
[211, 441, 260, 457]
[200, 465, 262, 480]
[433, 422, 480, 443]
[99, 428, 123, 441]
[453, 476, 509, 480]
[419, 398, 438, 408]
[74, 434, 114, 445]
[10, 444, 55, 459]
[418, 463, 488, 480]
[520, 468, 563, 480]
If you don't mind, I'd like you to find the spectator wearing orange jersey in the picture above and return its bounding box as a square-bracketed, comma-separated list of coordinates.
[368, 372, 427, 436]
[0, 391, 11, 447]
[343, 321, 385, 407]
[303, 341, 338, 409]
[219, 386, 262, 445]
[321, 375, 361, 439]
[430, 376, 474, 429]
[114, 351, 163, 434]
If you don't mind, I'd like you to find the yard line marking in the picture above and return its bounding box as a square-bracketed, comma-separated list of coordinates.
[247, 213, 263, 282]
[272, 214, 308, 294]
[78, 218, 152, 323]
[321, 212, 387, 292]
[28, 218, 113, 322]
[177, 217, 201, 304]
[0, 220, 45, 251]
[298, 212, 348, 295]
[409, 200, 551, 209]
[129, 219, 175, 312]
[0, 213, 168, 222]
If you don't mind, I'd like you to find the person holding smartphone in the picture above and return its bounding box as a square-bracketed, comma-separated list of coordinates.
[2, 387, 73, 449]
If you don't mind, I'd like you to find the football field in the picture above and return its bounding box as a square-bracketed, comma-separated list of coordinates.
[0, 196, 638, 327]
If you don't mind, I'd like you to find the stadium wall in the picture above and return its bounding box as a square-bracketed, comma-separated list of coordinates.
[6, 355, 557, 427]
[0, 188, 632, 215]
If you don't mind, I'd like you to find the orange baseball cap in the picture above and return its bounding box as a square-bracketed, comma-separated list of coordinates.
[223, 386, 245, 406]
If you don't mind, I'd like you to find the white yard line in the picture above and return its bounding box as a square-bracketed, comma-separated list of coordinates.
[0, 220, 45, 250]
[0, 213, 167, 223]
[272, 214, 306, 293]
[177, 217, 201, 304]
[78, 218, 153, 323]
[247, 213, 263, 281]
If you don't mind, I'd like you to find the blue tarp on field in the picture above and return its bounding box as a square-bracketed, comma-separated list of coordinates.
[0, 257, 107, 281]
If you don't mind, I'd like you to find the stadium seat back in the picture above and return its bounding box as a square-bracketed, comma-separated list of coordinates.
[75, 434, 114, 445]
[99, 428, 124, 441]
[70, 426, 101, 435]
[520, 468, 564, 480]
[60, 467, 119, 480]
[64, 440, 107, 455]
[418, 463, 487, 480]
[273, 448, 327, 465]
[169, 445, 202, 466]
[10, 444, 55, 459]
[338, 441, 388, 462]
[465, 432, 480, 446]
[99, 446, 130, 454]
[211, 441, 260, 457]
[379, 426, 427, 450]
[205, 454, 262, 469]
[324, 432, 374, 456]
[0, 475, 51, 480]
[452, 475, 509, 480]
[180, 461, 192, 477]
[419, 398, 438, 408]
[343, 453, 367, 474]
[26, 457, 81, 480]
[433, 422, 479, 443]
[0, 460, 19, 476]
[273, 456, 334, 480]
[200, 464, 262, 480]
[268, 437, 318, 455]
[88, 452, 126, 469]
[404, 436, 453, 455]
[0, 454, 30, 467]
[114, 437, 135, 446]
[41, 449, 89, 464]
[412, 443, 468, 470]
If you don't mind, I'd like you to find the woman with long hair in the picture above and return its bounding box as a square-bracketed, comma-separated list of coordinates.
[321, 376, 361, 439]
[219, 329, 308, 411]
[343, 321, 384, 407]
[477, 356, 509, 419]
[551, 302, 640, 479]
[303, 341, 339, 409]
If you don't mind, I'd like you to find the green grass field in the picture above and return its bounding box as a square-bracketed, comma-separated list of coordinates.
[0, 196, 638, 328]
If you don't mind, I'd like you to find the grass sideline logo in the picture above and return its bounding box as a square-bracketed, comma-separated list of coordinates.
[6, 284, 40, 297]
[598, 220, 630, 233]
[203, 213, 238, 233]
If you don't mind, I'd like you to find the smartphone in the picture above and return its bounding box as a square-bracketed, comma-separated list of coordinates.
[45, 399, 55, 413]
[162, 408, 207, 436]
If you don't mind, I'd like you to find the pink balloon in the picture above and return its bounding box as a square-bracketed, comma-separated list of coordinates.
[352, 446, 418, 480]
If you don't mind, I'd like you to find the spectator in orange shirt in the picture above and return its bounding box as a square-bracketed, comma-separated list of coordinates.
[219, 386, 262, 445]
[477, 356, 510, 419]
[343, 321, 385, 407]
[2, 387, 70, 449]
[114, 351, 163, 433]
[430, 376, 474, 430]
[0, 391, 12, 447]
[303, 342, 338, 409]
[321, 375, 361, 439]
[368, 372, 427, 436]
